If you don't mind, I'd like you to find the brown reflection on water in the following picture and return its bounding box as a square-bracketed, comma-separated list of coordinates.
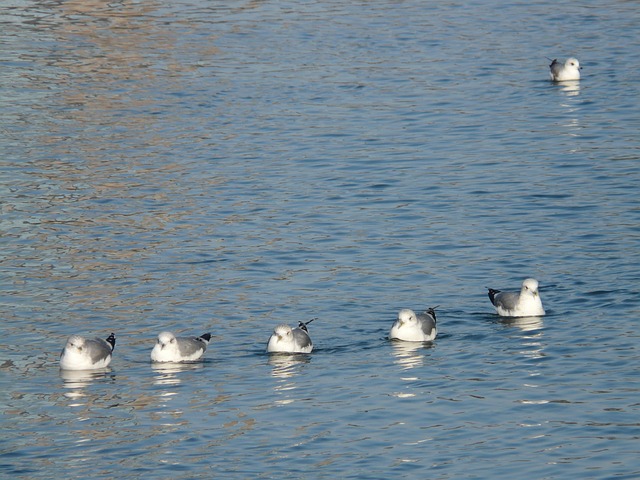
[37, 0, 203, 150]
[7, 1, 227, 314]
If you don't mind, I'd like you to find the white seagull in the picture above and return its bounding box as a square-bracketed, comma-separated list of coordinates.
[267, 319, 314, 354]
[389, 308, 438, 342]
[488, 278, 546, 317]
[549, 57, 581, 81]
[151, 332, 211, 363]
[60, 333, 116, 370]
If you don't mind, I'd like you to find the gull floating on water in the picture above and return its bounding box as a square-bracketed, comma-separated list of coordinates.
[267, 319, 314, 353]
[548, 57, 581, 81]
[151, 331, 211, 362]
[488, 278, 545, 317]
[389, 308, 438, 342]
[59, 333, 116, 370]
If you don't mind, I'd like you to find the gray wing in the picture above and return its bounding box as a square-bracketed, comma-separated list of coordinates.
[292, 328, 313, 350]
[549, 59, 562, 78]
[87, 338, 113, 363]
[494, 291, 520, 310]
[416, 311, 436, 336]
[176, 336, 207, 356]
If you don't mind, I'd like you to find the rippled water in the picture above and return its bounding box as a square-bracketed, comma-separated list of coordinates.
[2, 0, 640, 478]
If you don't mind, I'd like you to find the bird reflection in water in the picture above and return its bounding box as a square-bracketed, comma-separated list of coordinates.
[499, 316, 544, 333]
[499, 317, 547, 364]
[151, 361, 204, 386]
[149, 362, 206, 423]
[59, 368, 114, 400]
[268, 354, 311, 405]
[390, 341, 433, 371]
[557, 80, 580, 97]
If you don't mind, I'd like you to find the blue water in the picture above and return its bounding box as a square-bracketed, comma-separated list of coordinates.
[2, 0, 639, 478]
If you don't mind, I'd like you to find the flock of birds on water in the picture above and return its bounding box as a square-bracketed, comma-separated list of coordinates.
[58, 56, 579, 371]
[59, 278, 545, 370]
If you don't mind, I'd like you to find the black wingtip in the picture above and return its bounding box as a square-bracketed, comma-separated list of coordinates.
[487, 288, 500, 306]
[298, 318, 317, 332]
[425, 306, 440, 322]
[105, 333, 116, 351]
[199, 333, 212, 342]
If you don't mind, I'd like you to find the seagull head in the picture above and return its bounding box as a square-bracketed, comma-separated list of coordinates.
[522, 278, 540, 296]
[397, 309, 418, 328]
[566, 57, 581, 70]
[157, 332, 177, 350]
[66, 335, 86, 352]
[273, 324, 293, 342]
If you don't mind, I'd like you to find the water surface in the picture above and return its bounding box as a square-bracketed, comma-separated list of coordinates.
[2, 0, 639, 478]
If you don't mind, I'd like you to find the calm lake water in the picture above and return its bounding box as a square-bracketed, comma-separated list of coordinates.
[2, 0, 640, 478]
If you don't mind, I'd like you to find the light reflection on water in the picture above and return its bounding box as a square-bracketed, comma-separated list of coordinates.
[390, 341, 431, 371]
[151, 362, 205, 397]
[499, 316, 545, 333]
[555, 80, 581, 98]
[268, 354, 311, 405]
[59, 368, 114, 396]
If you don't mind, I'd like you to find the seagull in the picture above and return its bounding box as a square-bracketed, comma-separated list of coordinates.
[389, 308, 438, 342]
[549, 57, 581, 81]
[267, 319, 314, 353]
[488, 278, 545, 317]
[59, 333, 116, 370]
[150, 332, 211, 362]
